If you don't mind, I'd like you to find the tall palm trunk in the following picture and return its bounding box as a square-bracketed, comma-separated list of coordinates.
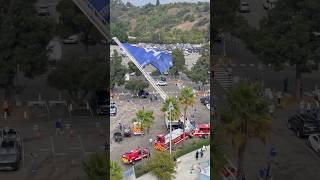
[237, 142, 247, 180]
[183, 107, 187, 138]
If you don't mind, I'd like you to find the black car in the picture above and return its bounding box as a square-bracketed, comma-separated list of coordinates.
[200, 96, 210, 105]
[287, 114, 320, 138]
[138, 90, 149, 98]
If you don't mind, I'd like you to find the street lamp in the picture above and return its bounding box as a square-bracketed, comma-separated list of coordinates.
[168, 102, 174, 155]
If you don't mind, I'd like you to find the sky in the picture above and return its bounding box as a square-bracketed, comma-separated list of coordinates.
[122, 0, 209, 7]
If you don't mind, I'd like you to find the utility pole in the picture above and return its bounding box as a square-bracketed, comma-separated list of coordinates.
[168, 102, 174, 154]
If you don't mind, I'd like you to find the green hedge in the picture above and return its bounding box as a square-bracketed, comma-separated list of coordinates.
[134, 139, 210, 178]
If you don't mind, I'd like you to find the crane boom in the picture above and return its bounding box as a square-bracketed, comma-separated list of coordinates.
[112, 37, 168, 101]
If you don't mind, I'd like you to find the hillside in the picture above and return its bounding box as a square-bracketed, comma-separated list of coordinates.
[110, 0, 210, 43]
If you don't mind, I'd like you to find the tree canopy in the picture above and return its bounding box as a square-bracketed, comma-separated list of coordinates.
[239, 0, 320, 96]
[82, 152, 108, 179]
[47, 56, 107, 104]
[56, 0, 102, 50]
[144, 151, 176, 180]
[0, 0, 54, 97]
[110, 50, 127, 89]
[124, 78, 149, 95]
[132, 109, 154, 133]
[110, 160, 123, 180]
[170, 49, 186, 75]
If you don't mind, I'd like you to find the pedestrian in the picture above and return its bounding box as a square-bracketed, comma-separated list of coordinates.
[276, 91, 282, 107]
[306, 100, 311, 113]
[195, 150, 199, 160]
[200, 149, 203, 158]
[268, 103, 275, 117]
[300, 100, 305, 113]
[118, 122, 122, 132]
[300, 83, 303, 97]
[104, 140, 108, 152]
[55, 119, 62, 135]
[283, 77, 288, 93]
[3, 99, 9, 117]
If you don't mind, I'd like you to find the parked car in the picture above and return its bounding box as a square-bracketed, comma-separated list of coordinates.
[109, 102, 117, 116]
[200, 96, 210, 105]
[308, 134, 320, 152]
[287, 114, 320, 138]
[38, 5, 50, 16]
[156, 81, 167, 86]
[63, 35, 79, 44]
[113, 132, 123, 142]
[263, 0, 275, 10]
[0, 128, 22, 171]
[138, 90, 149, 98]
[239, 0, 250, 13]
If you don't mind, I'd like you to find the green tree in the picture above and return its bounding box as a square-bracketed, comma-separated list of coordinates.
[187, 43, 210, 85]
[179, 87, 196, 136]
[170, 49, 185, 76]
[110, 160, 123, 180]
[56, 0, 102, 53]
[220, 81, 272, 180]
[47, 56, 107, 105]
[156, 0, 160, 6]
[161, 97, 181, 121]
[82, 152, 108, 180]
[125, 78, 149, 96]
[128, 61, 142, 76]
[111, 50, 127, 89]
[240, 0, 320, 97]
[0, 0, 54, 98]
[132, 109, 154, 134]
[144, 151, 176, 180]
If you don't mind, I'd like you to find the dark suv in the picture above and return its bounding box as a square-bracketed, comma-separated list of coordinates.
[287, 114, 320, 138]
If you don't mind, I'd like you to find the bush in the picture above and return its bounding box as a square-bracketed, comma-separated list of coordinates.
[173, 139, 209, 158]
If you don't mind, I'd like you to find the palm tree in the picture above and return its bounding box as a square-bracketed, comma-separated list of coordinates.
[82, 152, 108, 179]
[179, 87, 196, 135]
[220, 81, 272, 180]
[161, 96, 180, 122]
[133, 109, 154, 134]
[110, 160, 123, 180]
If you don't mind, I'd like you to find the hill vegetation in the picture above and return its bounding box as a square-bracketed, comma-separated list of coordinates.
[111, 0, 210, 43]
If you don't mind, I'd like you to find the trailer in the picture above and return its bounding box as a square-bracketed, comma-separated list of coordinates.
[154, 128, 189, 151]
[132, 122, 143, 135]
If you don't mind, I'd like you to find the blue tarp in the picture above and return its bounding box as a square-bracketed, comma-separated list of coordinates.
[123, 43, 173, 74]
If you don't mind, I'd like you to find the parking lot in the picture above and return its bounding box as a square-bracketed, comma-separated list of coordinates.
[110, 79, 210, 169]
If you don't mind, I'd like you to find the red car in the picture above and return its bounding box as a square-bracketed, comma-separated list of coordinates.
[121, 147, 150, 164]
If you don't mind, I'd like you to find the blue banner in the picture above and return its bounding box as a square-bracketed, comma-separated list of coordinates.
[122, 43, 173, 74]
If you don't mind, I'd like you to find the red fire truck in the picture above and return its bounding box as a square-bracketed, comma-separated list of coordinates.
[121, 147, 150, 165]
[190, 123, 210, 138]
[154, 128, 189, 151]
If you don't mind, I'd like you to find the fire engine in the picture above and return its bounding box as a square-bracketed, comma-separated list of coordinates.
[190, 123, 210, 138]
[121, 147, 150, 164]
[154, 128, 189, 151]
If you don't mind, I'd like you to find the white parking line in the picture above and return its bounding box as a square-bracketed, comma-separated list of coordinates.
[78, 135, 86, 154]
[50, 136, 55, 155]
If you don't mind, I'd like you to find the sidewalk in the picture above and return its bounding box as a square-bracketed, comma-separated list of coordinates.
[138, 146, 210, 180]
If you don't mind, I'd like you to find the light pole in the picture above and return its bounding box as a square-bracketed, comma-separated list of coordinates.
[168, 102, 174, 155]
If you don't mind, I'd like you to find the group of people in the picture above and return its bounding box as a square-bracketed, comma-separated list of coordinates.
[195, 145, 206, 160]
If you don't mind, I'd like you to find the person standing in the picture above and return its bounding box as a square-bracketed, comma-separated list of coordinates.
[276, 91, 282, 107]
[3, 99, 9, 117]
[55, 119, 62, 135]
[200, 149, 204, 158]
[268, 104, 275, 117]
[306, 100, 311, 113]
[195, 150, 199, 160]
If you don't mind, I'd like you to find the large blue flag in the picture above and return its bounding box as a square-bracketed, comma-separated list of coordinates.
[122, 43, 173, 74]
